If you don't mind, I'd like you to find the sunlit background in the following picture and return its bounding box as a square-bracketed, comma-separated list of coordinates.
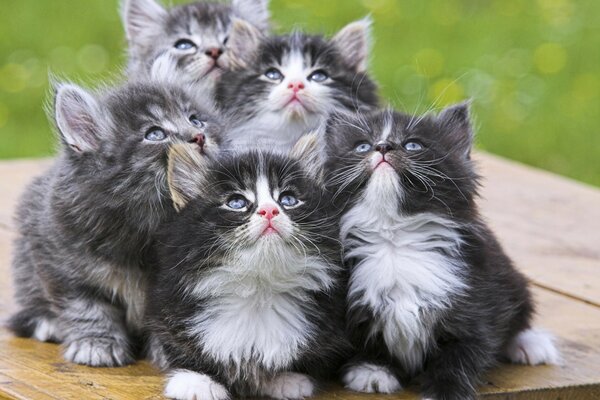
[0, 0, 598, 186]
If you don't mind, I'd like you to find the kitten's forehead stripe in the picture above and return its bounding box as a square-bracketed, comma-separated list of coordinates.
[380, 110, 395, 141]
[255, 175, 273, 207]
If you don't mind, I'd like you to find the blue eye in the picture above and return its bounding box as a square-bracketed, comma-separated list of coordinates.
[308, 70, 328, 82]
[404, 141, 423, 151]
[227, 195, 249, 210]
[354, 142, 372, 153]
[145, 127, 167, 141]
[265, 68, 283, 81]
[279, 192, 299, 208]
[189, 115, 205, 127]
[174, 39, 196, 50]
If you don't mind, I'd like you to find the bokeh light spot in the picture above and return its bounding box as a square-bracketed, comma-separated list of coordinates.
[77, 44, 109, 74]
[0, 64, 29, 93]
[534, 43, 567, 75]
[414, 48, 445, 78]
[429, 78, 464, 107]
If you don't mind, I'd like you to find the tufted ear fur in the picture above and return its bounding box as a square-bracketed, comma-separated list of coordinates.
[121, 0, 167, 48]
[437, 101, 474, 159]
[331, 16, 372, 73]
[54, 83, 103, 154]
[225, 18, 264, 70]
[168, 143, 211, 211]
[290, 132, 325, 184]
[231, 0, 270, 31]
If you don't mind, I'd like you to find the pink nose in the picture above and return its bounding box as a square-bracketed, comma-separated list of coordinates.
[205, 47, 223, 60]
[191, 133, 205, 148]
[258, 205, 280, 220]
[287, 82, 305, 92]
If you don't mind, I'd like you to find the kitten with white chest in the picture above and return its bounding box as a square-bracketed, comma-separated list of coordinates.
[145, 139, 350, 400]
[121, 0, 270, 95]
[215, 18, 379, 150]
[323, 105, 559, 400]
[9, 79, 222, 367]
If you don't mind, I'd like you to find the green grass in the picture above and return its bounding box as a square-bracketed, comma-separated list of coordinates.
[1, 0, 598, 186]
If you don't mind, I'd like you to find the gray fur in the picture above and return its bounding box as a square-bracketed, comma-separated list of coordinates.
[9, 79, 222, 367]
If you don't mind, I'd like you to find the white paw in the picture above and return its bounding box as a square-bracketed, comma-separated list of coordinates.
[261, 372, 314, 400]
[63, 337, 133, 367]
[505, 328, 560, 365]
[164, 370, 230, 400]
[33, 318, 61, 342]
[343, 363, 402, 394]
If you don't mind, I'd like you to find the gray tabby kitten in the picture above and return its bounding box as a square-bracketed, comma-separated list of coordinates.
[216, 18, 379, 150]
[122, 0, 270, 95]
[8, 79, 222, 367]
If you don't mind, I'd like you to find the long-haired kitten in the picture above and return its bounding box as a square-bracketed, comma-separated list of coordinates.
[145, 139, 349, 400]
[8, 80, 222, 367]
[121, 0, 270, 93]
[323, 105, 559, 400]
[215, 18, 379, 150]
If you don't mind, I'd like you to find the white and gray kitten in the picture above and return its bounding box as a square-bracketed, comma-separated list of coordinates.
[121, 0, 270, 95]
[215, 18, 379, 150]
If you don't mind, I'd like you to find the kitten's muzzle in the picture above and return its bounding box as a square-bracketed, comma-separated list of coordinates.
[205, 47, 224, 60]
[189, 133, 206, 149]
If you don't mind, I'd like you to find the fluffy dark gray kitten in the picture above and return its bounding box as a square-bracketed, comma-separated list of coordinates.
[145, 139, 350, 400]
[215, 18, 379, 150]
[122, 0, 270, 95]
[8, 79, 222, 367]
[322, 105, 559, 399]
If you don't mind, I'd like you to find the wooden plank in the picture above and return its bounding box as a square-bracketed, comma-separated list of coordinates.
[475, 153, 600, 306]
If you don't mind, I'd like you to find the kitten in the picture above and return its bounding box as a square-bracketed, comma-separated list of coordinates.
[145, 139, 349, 400]
[121, 0, 270, 95]
[323, 105, 559, 400]
[215, 18, 379, 150]
[8, 79, 222, 367]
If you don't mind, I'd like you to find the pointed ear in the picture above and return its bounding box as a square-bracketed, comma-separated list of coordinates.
[437, 101, 474, 158]
[121, 0, 167, 47]
[54, 83, 102, 154]
[168, 144, 211, 211]
[231, 0, 270, 31]
[331, 16, 372, 73]
[225, 18, 263, 70]
[290, 132, 325, 183]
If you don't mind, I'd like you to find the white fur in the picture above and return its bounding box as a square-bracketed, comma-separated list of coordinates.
[342, 168, 467, 373]
[505, 328, 560, 365]
[343, 363, 402, 394]
[33, 318, 60, 342]
[164, 369, 230, 400]
[64, 337, 129, 367]
[259, 372, 314, 400]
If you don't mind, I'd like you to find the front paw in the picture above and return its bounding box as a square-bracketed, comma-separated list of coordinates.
[63, 337, 133, 367]
[261, 372, 314, 400]
[343, 363, 402, 394]
[164, 369, 230, 400]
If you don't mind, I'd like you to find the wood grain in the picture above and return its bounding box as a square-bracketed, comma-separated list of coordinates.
[0, 154, 599, 399]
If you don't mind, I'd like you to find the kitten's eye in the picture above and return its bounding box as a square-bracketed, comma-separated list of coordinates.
[226, 195, 249, 210]
[354, 142, 372, 154]
[145, 127, 167, 142]
[265, 68, 283, 81]
[174, 39, 197, 51]
[189, 115, 205, 128]
[308, 70, 328, 83]
[279, 192, 299, 208]
[404, 141, 423, 151]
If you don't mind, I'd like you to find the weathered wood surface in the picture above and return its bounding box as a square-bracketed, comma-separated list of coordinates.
[0, 153, 599, 399]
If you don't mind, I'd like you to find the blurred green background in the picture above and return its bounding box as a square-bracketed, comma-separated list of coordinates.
[0, 0, 598, 186]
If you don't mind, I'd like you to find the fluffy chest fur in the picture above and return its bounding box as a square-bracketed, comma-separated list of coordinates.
[186, 245, 335, 379]
[341, 170, 467, 372]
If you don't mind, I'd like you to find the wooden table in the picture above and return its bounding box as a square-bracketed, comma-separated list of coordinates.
[1, 153, 599, 400]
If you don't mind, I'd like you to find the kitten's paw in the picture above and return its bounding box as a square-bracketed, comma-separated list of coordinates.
[343, 363, 401, 394]
[33, 318, 61, 342]
[260, 372, 314, 400]
[63, 337, 133, 367]
[164, 370, 230, 400]
[505, 328, 560, 365]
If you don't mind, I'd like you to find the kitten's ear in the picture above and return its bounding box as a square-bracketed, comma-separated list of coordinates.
[290, 132, 325, 183]
[121, 0, 167, 47]
[231, 0, 270, 31]
[225, 18, 263, 70]
[168, 144, 210, 211]
[331, 16, 372, 73]
[437, 101, 474, 158]
[54, 83, 102, 154]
